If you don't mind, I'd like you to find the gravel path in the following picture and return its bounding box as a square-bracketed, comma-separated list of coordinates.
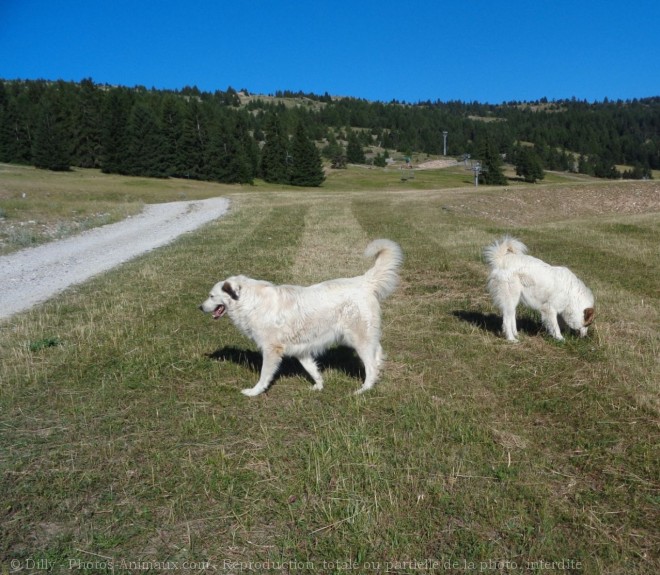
[0, 197, 230, 321]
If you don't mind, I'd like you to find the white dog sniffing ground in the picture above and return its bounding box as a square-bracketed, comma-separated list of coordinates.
[484, 236, 594, 342]
[200, 239, 403, 396]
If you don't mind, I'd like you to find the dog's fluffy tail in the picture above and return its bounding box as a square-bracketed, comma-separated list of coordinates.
[363, 239, 403, 301]
[483, 236, 528, 269]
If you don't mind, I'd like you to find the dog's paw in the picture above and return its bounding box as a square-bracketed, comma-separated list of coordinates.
[311, 383, 324, 391]
[241, 387, 263, 397]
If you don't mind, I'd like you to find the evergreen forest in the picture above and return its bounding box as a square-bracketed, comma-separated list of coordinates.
[0, 78, 658, 186]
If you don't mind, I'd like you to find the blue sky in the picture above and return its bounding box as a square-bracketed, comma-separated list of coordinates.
[1, 0, 658, 104]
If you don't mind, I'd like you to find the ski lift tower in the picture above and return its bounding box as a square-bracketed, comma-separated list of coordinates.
[442, 131, 448, 156]
[472, 162, 482, 187]
[466, 160, 486, 187]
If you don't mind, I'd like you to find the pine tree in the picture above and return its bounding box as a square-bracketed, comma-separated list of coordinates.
[32, 88, 71, 171]
[321, 131, 343, 161]
[288, 122, 325, 187]
[101, 88, 132, 174]
[260, 114, 289, 184]
[515, 146, 545, 183]
[577, 154, 591, 175]
[72, 79, 103, 168]
[177, 99, 207, 179]
[373, 152, 387, 167]
[346, 131, 366, 164]
[127, 103, 167, 177]
[476, 132, 507, 185]
[1, 96, 32, 164]
[238, 115, 260, 179]
[0, 100, 14, 163]
[160, 95, 184, 177]
[0, 82, 10, 162]
[205, 115, 254, 184]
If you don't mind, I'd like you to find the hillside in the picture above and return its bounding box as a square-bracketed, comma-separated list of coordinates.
[1, 79, 658, 185]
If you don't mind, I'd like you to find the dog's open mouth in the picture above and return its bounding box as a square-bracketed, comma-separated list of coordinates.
[212, 305, 226, 319]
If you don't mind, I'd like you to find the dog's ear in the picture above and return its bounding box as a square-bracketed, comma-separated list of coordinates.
[584, 307, 595, 326]
[222, 281, 240, 301]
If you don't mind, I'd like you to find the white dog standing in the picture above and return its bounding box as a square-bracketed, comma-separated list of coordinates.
[484, 236, 594, 342]
[200, 239, 403, 396]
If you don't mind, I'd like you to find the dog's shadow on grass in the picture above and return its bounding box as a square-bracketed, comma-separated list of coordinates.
[452, 310, 544, 337]
[206, 346, 365, 385]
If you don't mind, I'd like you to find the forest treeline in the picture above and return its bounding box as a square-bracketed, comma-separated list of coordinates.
[0, 78, 658, 186]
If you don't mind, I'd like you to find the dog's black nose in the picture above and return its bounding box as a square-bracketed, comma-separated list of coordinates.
[198, 305, 204, 312]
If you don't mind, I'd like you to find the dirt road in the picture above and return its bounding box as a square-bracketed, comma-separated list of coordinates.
[0, 197, 229, 321]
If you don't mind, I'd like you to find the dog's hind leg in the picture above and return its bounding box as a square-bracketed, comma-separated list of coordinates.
[299, 355, 324, 390]
[242, 348, 282, 397]
[502, 306, 519, 341]
[354, 343, 380, 395]
[489, 275, 520, 341]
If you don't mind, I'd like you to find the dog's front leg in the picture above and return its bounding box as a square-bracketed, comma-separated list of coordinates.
[242, 348, 282, 397]
[541, 307, 563, 340]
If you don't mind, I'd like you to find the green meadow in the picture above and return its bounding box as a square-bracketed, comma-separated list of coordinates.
[1, 164, 658, 573]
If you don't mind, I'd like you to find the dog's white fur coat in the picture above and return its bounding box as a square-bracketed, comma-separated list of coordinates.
[484, 236, 594, 341]
[201, 239, 403, 396]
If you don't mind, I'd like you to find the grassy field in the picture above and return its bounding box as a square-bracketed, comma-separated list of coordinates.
[0, 162, 603, 255]
[0, 165, 658, 573]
